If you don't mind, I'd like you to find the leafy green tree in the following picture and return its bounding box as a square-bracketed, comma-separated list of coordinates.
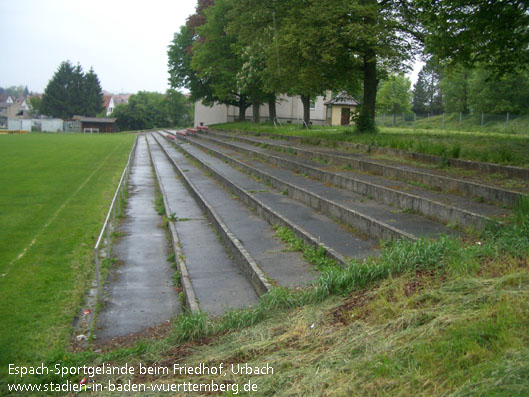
[468, 69, 529, 115]
[168, 24, 214, 104]
[27, 96, 42, 117]
[112, 91, 191, 131]
[191, 0, 249, 120]
[377, 74, 412, 125]
[165, 89, 193, 126]
[439, 65, 471, 114]
[419, 0, 529, 74]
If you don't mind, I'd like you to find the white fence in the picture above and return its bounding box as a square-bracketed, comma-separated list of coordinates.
[8, 118, 64, 132]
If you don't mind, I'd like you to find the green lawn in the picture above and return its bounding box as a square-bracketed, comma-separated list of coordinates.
[213, 122, 529, 167]
[0, 133, 136, 379]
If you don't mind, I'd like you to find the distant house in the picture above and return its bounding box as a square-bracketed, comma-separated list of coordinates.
[324, 92, 359, 126]
[106, 94, 131, 116]
[103, 95, 112, 115]
[1, 94, 28, 128]
[194, 92, 332, 127]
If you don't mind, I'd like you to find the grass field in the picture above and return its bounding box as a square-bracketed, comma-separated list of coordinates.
[0, 133, 136, 382]
[213, 122, 529, 167]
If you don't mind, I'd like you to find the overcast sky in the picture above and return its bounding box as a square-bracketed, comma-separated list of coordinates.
[1, 0, 422, 95]
[0, 0, 196, 94]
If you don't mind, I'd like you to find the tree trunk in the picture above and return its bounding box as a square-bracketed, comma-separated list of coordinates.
[300, 94, 311, 128]
[252, 100, 260, 123]
[357, 52, 378, 132]
[237, 97, 248, 122]
[268, 96, 277, 122]
[364, 54, 377, 121]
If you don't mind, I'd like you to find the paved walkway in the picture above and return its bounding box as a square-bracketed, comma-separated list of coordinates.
[96, 134, 180, 341]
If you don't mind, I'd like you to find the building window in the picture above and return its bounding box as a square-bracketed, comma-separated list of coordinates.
[310, 100, 316, 110]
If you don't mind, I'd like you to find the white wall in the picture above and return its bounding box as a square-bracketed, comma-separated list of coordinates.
[195, 92, 332, 126]
[8, 118, 63, 132]
[41, 119, 63, 132]
[194, 101, 228, 127]
[8, 119, 32, 131]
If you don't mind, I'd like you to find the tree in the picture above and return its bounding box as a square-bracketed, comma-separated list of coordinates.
[40, 61, 104, 119]
[412, 71, 429, 114]
[41, 61, 76, 119]
[165, 89, 193, 126]
[227, 0, 360, 127]
[439, 65, 471, 114]
[377, 74, 412, 125]
[412, 60, 442, 115]
[191, 0, 249, 120]
[419, 1, 529, 75]
[27, 96, 42, 117]
[84, 68, 104, 116]
[112, 91, 192, 131]
[468, 69, 529, 115]
[168, 1, 216, 108]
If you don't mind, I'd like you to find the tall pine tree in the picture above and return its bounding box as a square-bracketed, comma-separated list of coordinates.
[41, 61, 104, 119]
[84, 67, 104, 116]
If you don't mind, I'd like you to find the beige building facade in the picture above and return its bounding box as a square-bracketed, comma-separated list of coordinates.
[194, 92, 333, 127]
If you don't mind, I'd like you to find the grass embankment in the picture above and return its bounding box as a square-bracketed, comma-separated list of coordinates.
[377, 113, 529, 135]
[12, 199, 526, 395]
[213, 122, 529, 168]
[0, 133, 136, 382]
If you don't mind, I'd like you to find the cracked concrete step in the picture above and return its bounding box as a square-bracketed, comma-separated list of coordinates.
[151, 133, 316, 289]
[181, 135, 456, 242]
[96, 134, 180, 341]
[205, 130, 526, 208]
[158, 131, 378, 265]
[196, 133, 509, 229]
[145, 133, 259, 316]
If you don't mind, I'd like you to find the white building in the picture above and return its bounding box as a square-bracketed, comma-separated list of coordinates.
[194, 92, 333, 127]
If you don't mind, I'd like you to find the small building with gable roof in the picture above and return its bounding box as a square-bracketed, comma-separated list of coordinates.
[324, 92, 359, 126]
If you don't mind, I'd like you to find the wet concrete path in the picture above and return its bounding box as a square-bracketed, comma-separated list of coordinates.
[96, 134, 180, 341]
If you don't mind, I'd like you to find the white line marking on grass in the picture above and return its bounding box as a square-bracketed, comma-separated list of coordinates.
[1, 141, 125, 280]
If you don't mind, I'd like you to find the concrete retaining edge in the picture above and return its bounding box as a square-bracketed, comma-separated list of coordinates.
[208, 130, 525, 208]
[145, 134, 200, 313]
[211, 128, 529, 180]
[181, 134, 418, 242]
[198, 133, 493, 230]
[151, 133, 273, 297]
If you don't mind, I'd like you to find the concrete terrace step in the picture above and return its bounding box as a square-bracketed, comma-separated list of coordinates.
[96, 134, 180, 341]
[206, 130, 526, 208]
[181, 135, 456, 242]
[210, 129, 529, 180]
[158, 131, 378, 265]
[145, 133, 259, 316]
[196, 133, 509, 229]
[151, 133, 316, 290]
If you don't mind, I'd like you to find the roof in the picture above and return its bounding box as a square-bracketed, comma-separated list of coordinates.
[73, 116, 117, 123]
[324, 92, 359, 107]
[112, 94, 131, 105]
[103, 95, 112, 109]
[0, 94, 12, 104]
